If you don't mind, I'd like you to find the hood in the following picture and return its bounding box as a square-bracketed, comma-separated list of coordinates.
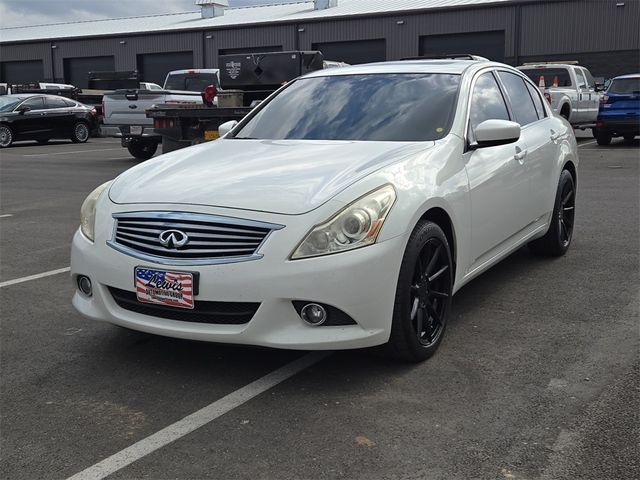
[109, 138, 434, 215]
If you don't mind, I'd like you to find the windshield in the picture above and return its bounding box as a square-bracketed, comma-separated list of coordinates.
[0, 97, 25, 112]
[609, 78, 640, 94]
[521, 68, 573, 88]
[233, 73, 461, 142]
[164, 73, 219, 92]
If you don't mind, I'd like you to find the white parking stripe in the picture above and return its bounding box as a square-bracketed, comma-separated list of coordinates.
[578, 140, 597, 148]
[0, 267, 70, 288]
[24, 148, 123, 157]
[0, 214, 13, 218]
[66, 351, 329, 480]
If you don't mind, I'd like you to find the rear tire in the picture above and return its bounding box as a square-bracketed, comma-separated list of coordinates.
[596, 131, 612, 146]
[560, 105, 570, 120]
[127, 139, 158, 160]
[529, 169, 575, 257]
[382, 221, 453, 362]
[0, 125, 14, 148]
[71, 122, 89, 143]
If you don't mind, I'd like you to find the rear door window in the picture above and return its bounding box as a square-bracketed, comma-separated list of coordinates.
[45, 97, 68, 109]
[497, 71, 539, 126]
[525, 81, 547, 120]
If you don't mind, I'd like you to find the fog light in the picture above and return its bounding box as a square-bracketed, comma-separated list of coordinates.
[300, 303, 327, 326]
[77, 275, 92, 296]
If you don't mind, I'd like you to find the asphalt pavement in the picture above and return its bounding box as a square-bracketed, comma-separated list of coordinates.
[0, 136, 638, 480]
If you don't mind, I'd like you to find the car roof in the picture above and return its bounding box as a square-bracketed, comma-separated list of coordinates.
[612, 73, 640, 79]
[304, 59, 506, 78]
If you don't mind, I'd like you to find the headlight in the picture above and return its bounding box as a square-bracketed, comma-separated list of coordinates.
[291, 185, 396, 259]
[80, 181, 112, 241]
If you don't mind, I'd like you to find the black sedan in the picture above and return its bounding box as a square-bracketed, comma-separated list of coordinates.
[0, 94, 98, 148]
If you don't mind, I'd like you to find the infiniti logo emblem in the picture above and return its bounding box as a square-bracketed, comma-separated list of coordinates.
[158, 229, 189, 249]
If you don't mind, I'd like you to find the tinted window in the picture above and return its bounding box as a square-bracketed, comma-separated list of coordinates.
[63, 98, 78, 107]
[164, 73, 219, 91]
[46, 96, 68, 109]
[525, 81, 547, 120]
[583, 69, 595, 89]
[608, 78, 640, 94]
[0, 97, 25, 112]
[497, 71, 539, 126]
[469, 72, 510, 133]
[575, 69, 587, 89]
[21, 97, 44, 110]
[521, 68, 572, 88]
[233, 74, 461, 142]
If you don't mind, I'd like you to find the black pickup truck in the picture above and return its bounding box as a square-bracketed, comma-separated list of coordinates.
[146, 51, 328, 154]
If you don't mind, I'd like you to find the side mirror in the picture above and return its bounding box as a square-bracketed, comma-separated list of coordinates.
[473, 119, 521, 148]
[16, 105, 31, 114]
[594, 83, 604, 92]
[218, 120, 238, 138]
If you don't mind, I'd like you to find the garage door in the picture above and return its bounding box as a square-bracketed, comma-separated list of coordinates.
[219, 46, 282, 56]
[419, 31, 505, 63]
[312, 39, 386, 65]
[137, 51, 193, 86]
[0, 60, 44, 84]
[63, 56, 115, 89]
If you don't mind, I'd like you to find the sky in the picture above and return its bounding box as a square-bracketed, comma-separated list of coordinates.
[0, 0, 302, 27]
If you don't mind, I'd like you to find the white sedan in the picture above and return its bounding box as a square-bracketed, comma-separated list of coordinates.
[71, 59, 578, 362]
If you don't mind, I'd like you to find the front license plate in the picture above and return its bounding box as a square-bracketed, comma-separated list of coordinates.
[130, 125, 143, 135]
[204, 130, 219, 141]
[135, 267, 194, 309]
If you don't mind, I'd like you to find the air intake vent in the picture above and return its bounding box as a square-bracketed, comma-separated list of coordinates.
[196, 0, 228, 18]
[314, 0, 337, 10]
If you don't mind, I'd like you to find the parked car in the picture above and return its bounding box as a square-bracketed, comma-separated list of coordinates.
[0, 94, 97, 148]
[71, 59, 578, 362]
[594, 73, 640, 145]
[518, 62, 601, 129]
[102, 69, 220, 159]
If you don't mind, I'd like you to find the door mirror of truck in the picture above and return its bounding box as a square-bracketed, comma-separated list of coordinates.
[218, 120, 238, 137]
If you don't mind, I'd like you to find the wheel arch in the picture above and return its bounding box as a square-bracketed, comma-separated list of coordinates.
[418, 207, 457, 278]
[562, 159, 578, 188]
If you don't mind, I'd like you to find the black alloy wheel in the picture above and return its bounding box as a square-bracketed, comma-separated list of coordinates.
[529, 169, 576, 257]
[384, 221, 453, 362]
[0, 125, 13, 148]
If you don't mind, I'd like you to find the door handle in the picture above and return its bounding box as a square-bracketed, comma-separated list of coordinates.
[550, 130, 561, 142]
[514, 147, 527, 163]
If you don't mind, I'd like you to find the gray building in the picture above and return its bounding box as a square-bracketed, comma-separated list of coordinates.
[0, 0, 638, 88]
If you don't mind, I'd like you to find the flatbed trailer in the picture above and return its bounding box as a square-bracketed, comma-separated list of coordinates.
[146, 104, 252, 153]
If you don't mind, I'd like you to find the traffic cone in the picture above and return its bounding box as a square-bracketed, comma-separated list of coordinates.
[552, 76, 559, 87]
[538, 75, 545, 89]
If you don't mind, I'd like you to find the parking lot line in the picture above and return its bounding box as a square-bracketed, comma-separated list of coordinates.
[0, 214, 13, 218]
[66, 351, 330, 480]
[578, 140, 597, 148]
[23, 148, 123, 157]
[0, 267, 70, 288]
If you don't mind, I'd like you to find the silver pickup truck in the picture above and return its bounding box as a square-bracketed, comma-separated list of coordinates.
[102, 69, 219, 159]
[518, 63, 601, 130]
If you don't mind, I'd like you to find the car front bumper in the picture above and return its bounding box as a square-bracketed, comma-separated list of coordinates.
[70, 204, 408, 350]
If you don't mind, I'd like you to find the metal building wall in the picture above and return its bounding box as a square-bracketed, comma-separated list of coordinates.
[0, 0, 638, 83]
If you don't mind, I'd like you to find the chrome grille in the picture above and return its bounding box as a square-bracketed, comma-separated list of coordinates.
[107, 211, 283, 265]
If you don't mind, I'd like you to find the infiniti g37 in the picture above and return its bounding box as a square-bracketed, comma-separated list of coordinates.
[71, 59, 578, 362]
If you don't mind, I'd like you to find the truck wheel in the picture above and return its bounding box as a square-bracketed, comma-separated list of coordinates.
[596, 131, 612, 146]
[591, 128, 598, 139]
[560, 105, 570, 120]
[127, 139, 158, 160]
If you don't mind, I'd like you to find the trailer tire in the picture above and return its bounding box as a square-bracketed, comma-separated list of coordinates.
[127, 139, 158, 160]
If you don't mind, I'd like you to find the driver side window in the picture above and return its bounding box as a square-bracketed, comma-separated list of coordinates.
[21, 97, 44, 110]
[469, 72, 510, 140]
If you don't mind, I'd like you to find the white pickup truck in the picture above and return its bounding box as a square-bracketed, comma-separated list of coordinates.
[102, 69, 219, 159]
[518, 63, 602, 130]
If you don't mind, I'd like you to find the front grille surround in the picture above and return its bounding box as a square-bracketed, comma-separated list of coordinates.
[107, 211, 284, 265]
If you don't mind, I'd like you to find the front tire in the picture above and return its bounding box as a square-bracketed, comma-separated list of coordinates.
[596, 131, 612, 146]
[0, 125, 13, 148]
[528, 169, 576, 257]
[71, 122, 89, 143]
[383, 221, 453, 362]
[127, 139, 158, 160]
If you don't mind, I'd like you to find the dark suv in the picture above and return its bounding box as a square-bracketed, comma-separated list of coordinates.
[594, 74, 640, 145]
